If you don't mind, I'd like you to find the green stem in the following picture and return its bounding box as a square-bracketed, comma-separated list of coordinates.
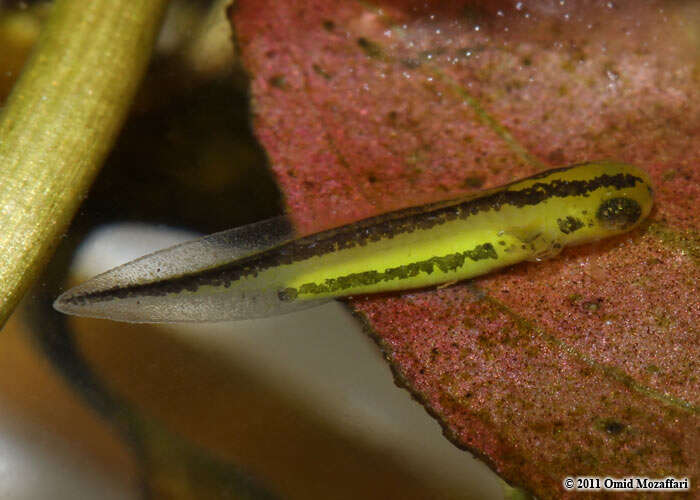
[0, 0, 169, 328]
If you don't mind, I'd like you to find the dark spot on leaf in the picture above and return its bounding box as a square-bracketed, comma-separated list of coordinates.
[357, 37, 383, 59]
[322, 19, 335, 31]
[268, 74, 287, 89]
[463, 175, 485, 188]
[312, 63, 332, 80]
[547, 148, 565, 164]
[604, 420, 626, 435]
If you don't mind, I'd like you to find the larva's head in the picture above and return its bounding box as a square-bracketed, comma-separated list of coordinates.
[590, 162, 654, 236]
[513, 161, 654, 254]
[550, 161, 654, 244]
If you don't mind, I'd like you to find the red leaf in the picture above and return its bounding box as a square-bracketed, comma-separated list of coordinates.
[231, 1, 698, 497]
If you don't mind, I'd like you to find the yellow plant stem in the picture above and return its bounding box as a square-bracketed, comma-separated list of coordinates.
[0, 0, 170, 328]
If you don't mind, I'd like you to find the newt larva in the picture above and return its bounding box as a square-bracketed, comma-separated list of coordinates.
[54, 161, 653, 323]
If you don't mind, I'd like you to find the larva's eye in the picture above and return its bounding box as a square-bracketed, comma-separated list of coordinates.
[596, 197, 642, 230]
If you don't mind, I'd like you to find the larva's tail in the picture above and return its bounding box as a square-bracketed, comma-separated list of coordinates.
[53, 216, 328, 323]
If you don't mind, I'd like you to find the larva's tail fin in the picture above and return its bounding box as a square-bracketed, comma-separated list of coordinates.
[53, 216, 329, 323]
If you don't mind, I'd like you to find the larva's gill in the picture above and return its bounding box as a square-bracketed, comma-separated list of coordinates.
[54, 161, 654, 323]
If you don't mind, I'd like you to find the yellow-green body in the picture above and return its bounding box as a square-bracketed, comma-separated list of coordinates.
[275, 161, 653, 300]
[55, 161, 653, 323]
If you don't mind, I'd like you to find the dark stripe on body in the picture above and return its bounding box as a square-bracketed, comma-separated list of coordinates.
[279, 242, 497, 301]
[62, 171, 643, 305]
